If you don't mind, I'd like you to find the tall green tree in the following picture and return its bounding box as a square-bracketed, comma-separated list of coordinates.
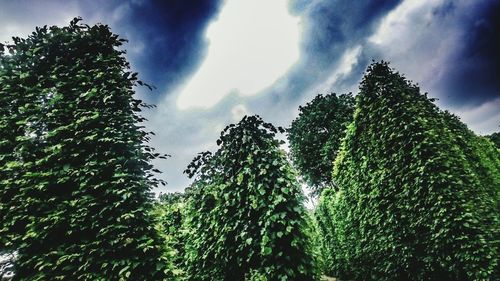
[319, 62, 498, 280]
[0, 18, 170, 280]
[184, 115, 318, 281]
[288, 93, 354, 195]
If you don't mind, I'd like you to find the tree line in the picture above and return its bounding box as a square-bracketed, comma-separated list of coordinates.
[1, 19, 498, 281]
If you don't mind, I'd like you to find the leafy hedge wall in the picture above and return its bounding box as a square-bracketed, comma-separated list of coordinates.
[314, 188, 347, 277]
[183, 115, 318, 281]
[0, 19, 170, 280]
[317, 62, 499, 280]
[153, 193, 187, 278]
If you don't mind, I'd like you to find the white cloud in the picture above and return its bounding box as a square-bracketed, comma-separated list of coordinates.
[368, 0, 455, 83]
[176, 0, 301, 109]
[369, 0, 438, 45]
[452, 98, 500, 135]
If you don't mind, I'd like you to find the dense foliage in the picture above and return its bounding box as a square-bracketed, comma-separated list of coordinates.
[486, 132, 500, 149]
[316, 62, 499, 280]
[0, 18, 170, 280]
[153, 192, 187, 278]
[1, 16, 498, 281]
[314, 189, 343, 277]
[288, 93, 354, 195]
[183, 115, 318, 281]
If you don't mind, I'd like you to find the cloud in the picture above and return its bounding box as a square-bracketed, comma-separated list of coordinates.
[365, 0, 459, 95]
[176, 0, 300, 109]
[369, 0, 436, 45]
[255, 0, 402, 105]
[146, 95, 248, 192]
[2, 0, 498, 194]
[438, 0, 500, 106]
[81, 0, 225, 104]
[366, 0, 500, 106]
[452, 97, 500, 135]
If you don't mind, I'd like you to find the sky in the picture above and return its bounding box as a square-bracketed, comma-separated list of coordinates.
[1, 0, 499, 194]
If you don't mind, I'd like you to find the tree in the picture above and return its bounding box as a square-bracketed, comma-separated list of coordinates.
[318, 62, 498, 280]
[486, 132, 500, 149]
[0, 18, 170, 280]
[288, 93, 354, 195]
[184, 115, 318, 281]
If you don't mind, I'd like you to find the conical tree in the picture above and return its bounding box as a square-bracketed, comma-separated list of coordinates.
[0, 19, 170, 280]
[321, 62, 498, 280]
[184, 115, 318, 281]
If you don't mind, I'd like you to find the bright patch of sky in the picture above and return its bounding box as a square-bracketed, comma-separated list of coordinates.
[176, 0, 301, 109]
[369, 0, 436, 45]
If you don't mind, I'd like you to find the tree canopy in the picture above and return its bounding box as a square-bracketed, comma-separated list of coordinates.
[316, 62, 499, 281]
[288, 93, 354, 195]
[0, 18, 170, 280]
[184, 115, 318, 281]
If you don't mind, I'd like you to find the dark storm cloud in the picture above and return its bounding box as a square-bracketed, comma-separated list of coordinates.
[268, 0, 402, 103]
[99, 0, 224, 101]
[439, 0, 500, 106]
[353, 0, 500, 109]
[73, 0, 223, 102]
